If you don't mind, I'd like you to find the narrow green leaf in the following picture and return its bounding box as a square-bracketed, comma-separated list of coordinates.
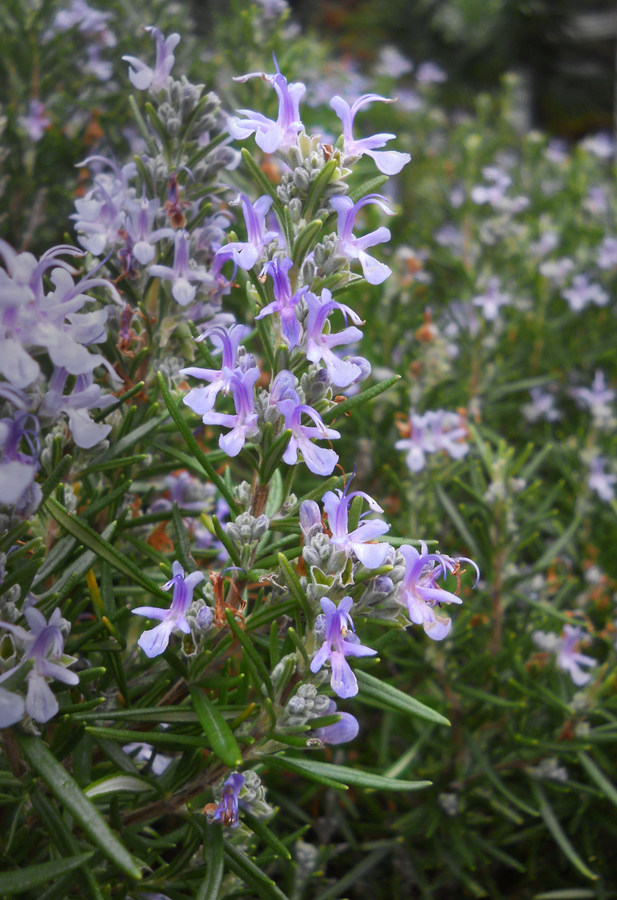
[44, 498, 167, 600]
[226, 608, 274, 700]
[85, 726, 205, 749]
[277, 553, 313, 623]
[355, 669, 450, 726]
[40, 455, 72, 503]
[190, 686, 243, 767]
[241, 147, 285, 218]
[304, 158, 339, 220]
[224, 840, 291, 900]
[84, 775, 155, 798]
[531, 781, 598, 881]
[435, 484, 482, 560]
[266, 755, 431, 792]
[533, 891, 597, 899]
[348, 174, 389, 203]
[292, 218, 323, 268]
[578, 751, 617, 810]
[241, 809, 292, 860]
[172, 501, 193, 571]
[16, 733, 141, 880]
[1, 852, 94, 896]
[321, 375, 400, 423]
[196, 820, 224, 900]
[469, 736, 539, 818]
[313, 846, 392, 900]
[157, 372, 239, 513]
[530, 514, 582, 574]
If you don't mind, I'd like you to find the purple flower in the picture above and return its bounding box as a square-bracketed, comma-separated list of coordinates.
[256, 258, 307, 348]
[557, 625, 597, 686]
[0, 607, 78, 725]
[228, 57, 305, 154]
[19, 100, 51, 142]
[571, 371, 614, 422]
[149, 231, 212, 306]
[330, 94, 411, 175]
[587, 456, 616, 502]
[329, 194, 393, 284]
[310, 596, 376, 698]
[397, 543, 478, 640]
[180, 324, 252, 416]
[299, 499, 323, 540]
[206, 772, 245, 827]
[597, 236, 617, 269]
[311, 699, 359, 745]
[322, 481, 391, 568]
[416, 61, 447, 84]
[201, 368, 260, 457]
[122, 27, 180, 92]
[303, 289, 366, 387]
[0, 411, 39, 506]
[472, 277, 510, 321]
[522, 388, 560, 423]
[562, 274, 609, 312]
[395, 410, 468, 473]
[122, 195, 174, 266]
[277, 389, 340, 476]
[214, 194, 280, 273]
[132, 561, 205, 658]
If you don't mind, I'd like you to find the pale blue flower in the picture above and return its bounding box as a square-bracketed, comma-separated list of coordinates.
[310, 596, 376, 699]
[330, 94, 411, 175]
[133, 562, 205, 658]
[123, 27, 180, 92]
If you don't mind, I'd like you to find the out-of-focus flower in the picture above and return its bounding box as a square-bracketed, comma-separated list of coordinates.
[562, 274, 609, 312]
[395, 409, 468, 472]
[19, 100, 51, 142]
[310, 596, 376, 698]
[597, 236, 617, 269]
[122, 27, 180, 92]
[522, 387, 560, 423]
[132, 561, 205, 658]
[533, 625, 597, 685]
[587, 455, 616, 502]
[571, 371, 614, 423]
[416, 61, 446, 84]
[472, 277, 511, 321]
[374, 46, 413, 79]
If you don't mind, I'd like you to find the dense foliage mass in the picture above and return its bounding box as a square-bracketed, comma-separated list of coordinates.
[1, 2, 617, 899]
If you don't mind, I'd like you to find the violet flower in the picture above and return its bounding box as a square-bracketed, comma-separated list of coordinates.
[322, 481, 391, 568]
[206, 772, 244, 827]
[180, 324, 252, 416]
[228, 57, 306, 154]
[562, 274, 609, 312]
[201, 368, 261, 457]
[257, 258, 307, 348]
[310, 699, 359, 745]
[329, 194, 393, 285]
[571, 371, 614, 423]
[149, 230, 212, 306]
[122, 195, 174, 266]
[213, 194, 280, 273]
[276, 389, 340, 476]
[0, 607, 78, 725]
[330, 94, 411, 175]
[587, 456, 617, 502]
[472, 277, 511, 321]
[557, 625, 597, 686]
[132, 561, 205, 658]
[303, 288, 366, 387]
[0, 411, 40, 506]
[122, 27, 180, 92]
[397, 543, 478, 640]
[310, 596, 376, 699]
